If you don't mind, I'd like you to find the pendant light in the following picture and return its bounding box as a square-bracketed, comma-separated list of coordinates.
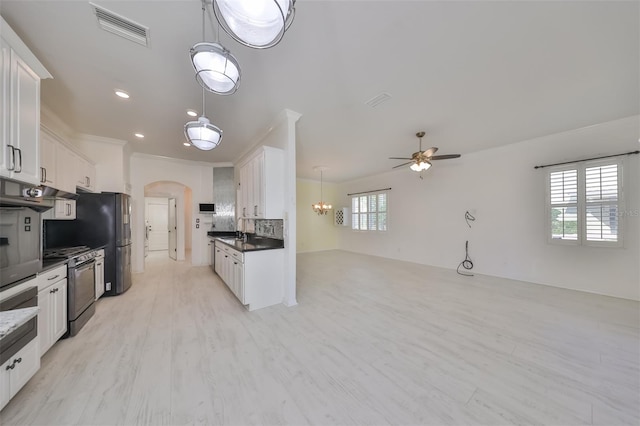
[191, 0, 241, 95]
[184, 86, 223, 151]
[212, 0, 296, 49]
[312, 166, 332, 216]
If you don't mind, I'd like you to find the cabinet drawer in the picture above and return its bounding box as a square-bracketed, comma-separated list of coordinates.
[37, 265, 67, 291]
[230, 250, 243, 263]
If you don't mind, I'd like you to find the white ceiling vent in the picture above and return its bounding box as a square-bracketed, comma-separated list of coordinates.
[365, 92, 392, 108]
[90, 3, 150, 47]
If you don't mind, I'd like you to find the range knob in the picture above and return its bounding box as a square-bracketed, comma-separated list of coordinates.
[23, 187, 43, 198]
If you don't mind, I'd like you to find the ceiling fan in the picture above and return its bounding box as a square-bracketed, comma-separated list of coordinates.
[389, 131, 461, 174]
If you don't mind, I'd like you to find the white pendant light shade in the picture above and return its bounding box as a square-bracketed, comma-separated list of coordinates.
[184, 116, 223, 151]
[212, 0, 295, 49]
[191, 42, 241, 95]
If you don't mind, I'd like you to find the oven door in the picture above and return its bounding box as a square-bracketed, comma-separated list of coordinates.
[69, 260, 95, 320]
[0, 207, 41, 290]
[0, 286, 38, 365]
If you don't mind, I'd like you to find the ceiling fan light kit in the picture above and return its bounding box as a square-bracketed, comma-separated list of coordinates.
[390, 131, 461, 176]
[191, 42, 241, 95]
[212, 0, 296, 49]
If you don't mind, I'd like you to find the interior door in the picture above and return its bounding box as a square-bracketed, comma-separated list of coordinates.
[146, 198, 169, 251]
[168, 198, 177, 260]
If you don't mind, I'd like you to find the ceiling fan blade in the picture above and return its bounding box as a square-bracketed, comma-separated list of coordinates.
[423, 147, 438, 157]
[389, 157, 412, 160]
[392, 161, 413, 169]
[431, 154, 461, 160]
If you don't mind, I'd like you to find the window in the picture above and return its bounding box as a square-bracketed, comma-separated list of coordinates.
[547, 160, 622, 246]
[352, 192, 387, 231]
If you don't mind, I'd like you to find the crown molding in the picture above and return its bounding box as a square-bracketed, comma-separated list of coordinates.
[131, 151, 232, 168]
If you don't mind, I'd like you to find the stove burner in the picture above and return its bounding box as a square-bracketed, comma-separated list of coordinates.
[43, 246, 91, 260]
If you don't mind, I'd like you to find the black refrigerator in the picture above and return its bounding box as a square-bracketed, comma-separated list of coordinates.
[45, 192, 132, 296]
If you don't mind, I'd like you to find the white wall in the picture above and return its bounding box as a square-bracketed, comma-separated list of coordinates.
[296, 178, 339, 253]
[131, 154, 214, 273]
[337, 116, 640, 301]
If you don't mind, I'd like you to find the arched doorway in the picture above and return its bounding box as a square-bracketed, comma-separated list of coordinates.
[144, 181, 193, 265]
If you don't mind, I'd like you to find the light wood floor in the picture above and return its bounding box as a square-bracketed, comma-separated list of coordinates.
[1, 250, 638, 425]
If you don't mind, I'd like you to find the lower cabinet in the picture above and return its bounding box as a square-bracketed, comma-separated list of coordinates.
[0, 338, 40, 410]
[94, 250, 105, 300]
[37, 265, 68, 357]
[214, 241, 283, 311]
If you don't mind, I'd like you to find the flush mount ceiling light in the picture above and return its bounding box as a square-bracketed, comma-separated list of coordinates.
[134, 133, 144, 138]
[311, 166, 332, 216]
[187, 109, 198, 117]
[183, 142, 191, 146]
[212, 0, 296, 49]
[114, 89, 130, 99]
[191, 1, 240, 95]
[184, 86, 223, 151]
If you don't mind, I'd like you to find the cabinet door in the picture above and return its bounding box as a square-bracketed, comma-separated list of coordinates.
[95, 260, 104, 299]
[11, 51, 40, 185]
[8, 338, 40, 398]
[239, 163, 249, 217]
[55, 144, 76, 194]
[0, 38, 11, 178]
[52, 280, 68, 341]
[37, 288, 52, 357]
[253, 152, 264, 217]
[233, 259, 244, 303]
[40, 130, 56, 186]
[0, 355, 11, 410]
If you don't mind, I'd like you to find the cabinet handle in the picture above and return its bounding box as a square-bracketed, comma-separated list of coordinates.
[254, 205, 258, 216]
[7, 145, 16, 171]
[50, 288, 55, 293]
[40, 167, 45, 183]
[6, 364, 14, 370]
[242, 207, 246, 216]
[234, 262, 238, 265]
[48, 274, 60, 281]
[15, 357, 22, 364]
[44, 167, 47, 183]
[15, 148, 22, 173]
[67, 204, 71, 216]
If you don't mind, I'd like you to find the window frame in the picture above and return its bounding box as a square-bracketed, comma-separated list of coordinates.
[546, 159, 624, 248]
[351, 191, 389, 232]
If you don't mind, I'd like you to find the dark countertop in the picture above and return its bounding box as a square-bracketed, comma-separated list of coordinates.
[207, 231, 237, 237]
[40, 259, 68, 273]
[215, 237, 284, 253]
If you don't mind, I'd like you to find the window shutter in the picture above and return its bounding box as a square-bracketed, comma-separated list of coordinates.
[549, 169, 578, 240]
[585, 164, 619, 242]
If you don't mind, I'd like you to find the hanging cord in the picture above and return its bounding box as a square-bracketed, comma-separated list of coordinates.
[457, 240, 474, 276]
[465, 211, 475, 228]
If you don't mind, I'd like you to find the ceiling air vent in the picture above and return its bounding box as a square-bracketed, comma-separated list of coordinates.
[365, 92, 392, 108]
[90, 3, 150, 47]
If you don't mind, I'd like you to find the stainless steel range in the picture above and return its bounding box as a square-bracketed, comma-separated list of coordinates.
[43, 246, 97, 337]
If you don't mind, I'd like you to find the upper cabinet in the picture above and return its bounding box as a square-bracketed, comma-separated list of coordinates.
[0, 17, 51, 186]
[75, 153, 96, 192]
[238, 146, 284, 219]
[40, 128, 57, 186]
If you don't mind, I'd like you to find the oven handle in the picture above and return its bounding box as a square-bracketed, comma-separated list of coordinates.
[75, 259, 96, 271]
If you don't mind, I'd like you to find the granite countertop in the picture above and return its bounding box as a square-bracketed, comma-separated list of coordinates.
[216, 237, 284, 252]
[0, 307, 39, 340]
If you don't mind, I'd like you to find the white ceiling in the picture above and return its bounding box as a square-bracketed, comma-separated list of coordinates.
[1, 1, 638, 182]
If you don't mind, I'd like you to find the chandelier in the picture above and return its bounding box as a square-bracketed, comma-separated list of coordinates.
[212, 0, 296, 49]
[312, 166, 332, 215]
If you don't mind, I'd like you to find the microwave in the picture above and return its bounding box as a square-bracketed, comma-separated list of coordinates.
[198, 203, 215, 214]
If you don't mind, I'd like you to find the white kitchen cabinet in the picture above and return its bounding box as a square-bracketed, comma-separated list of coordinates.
[55, 143, 77, 194]
[37, 265, 68, 357]
[95, 249, 105, 300]
[214, 240, 283, 310]
[0, 338, 40, 410]
[52, 199, 76, 220]
[75, 154, 96, 191]
[39, 129, 57, 186]
[0, 37, 41, 185]
[237, 146, 284, 219]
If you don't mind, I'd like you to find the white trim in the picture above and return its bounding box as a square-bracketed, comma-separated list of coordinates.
[1, 16, 52, 79]
[130, 151, 232, 168]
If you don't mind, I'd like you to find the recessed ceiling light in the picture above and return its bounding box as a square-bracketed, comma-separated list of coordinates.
[187, 109, 198, 117]
[134, 133, 144, 138]
[183, 142, 191, 146]
[115, 90, 130, 99]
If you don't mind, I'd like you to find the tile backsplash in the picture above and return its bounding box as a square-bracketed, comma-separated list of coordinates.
[255, 219, 283, 240]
